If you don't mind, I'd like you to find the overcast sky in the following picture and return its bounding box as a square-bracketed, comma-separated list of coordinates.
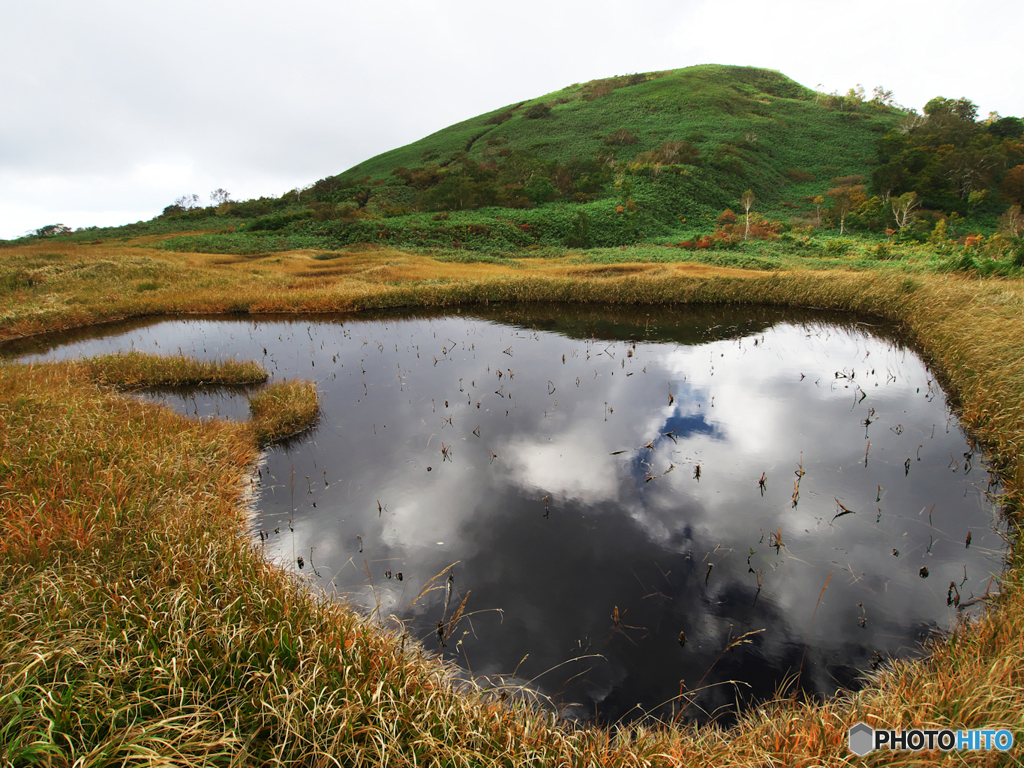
[3, 0, 1021, 240]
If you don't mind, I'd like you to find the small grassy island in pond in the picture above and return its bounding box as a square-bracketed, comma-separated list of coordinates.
[2, 64, 1023, 765]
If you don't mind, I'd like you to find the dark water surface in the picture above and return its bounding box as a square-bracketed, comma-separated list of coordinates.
[6, 306, 1005, 723]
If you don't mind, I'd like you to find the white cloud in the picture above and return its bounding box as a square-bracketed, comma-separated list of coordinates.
[502, 427, 622, 504]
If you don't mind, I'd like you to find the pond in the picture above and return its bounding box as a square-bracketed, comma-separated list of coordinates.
[5, 305, 1006, 724]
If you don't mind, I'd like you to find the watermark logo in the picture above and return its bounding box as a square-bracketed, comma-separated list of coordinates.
[849, 722, 1015, 755]
[849, 723, 873, 756]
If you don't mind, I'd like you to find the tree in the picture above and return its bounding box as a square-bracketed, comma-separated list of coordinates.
[928, 218, 949, 246]
[210, 188, 232, 205]
[813, 196, 824, 228]
[939, 145, 1003, 199]
[33, 223, 72, 237]
[290, 184, 314, 202]
[871, 85, 895, 107]
[968, 189, 989, 214]
[174, 193, 201, 210]
[924, 96, 978, 123]
[1000, 165, 1024, 207]
[740, 189, 755, 240]
[824, 184, 865, 235]
[990, 116, 1024, 140]
[871, 88, 1014, 212]
[845, 84, 866, 104]
[999, 205, 1023, 237]
[891, 192, 922, 229]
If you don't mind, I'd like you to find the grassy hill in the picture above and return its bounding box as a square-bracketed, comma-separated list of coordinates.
[144, 65, 911, 256]
[291, 65, 901, 247]
[344, 64, 890, 197]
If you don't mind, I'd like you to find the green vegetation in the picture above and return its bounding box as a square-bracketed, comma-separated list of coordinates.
[149, 64, 906, 254]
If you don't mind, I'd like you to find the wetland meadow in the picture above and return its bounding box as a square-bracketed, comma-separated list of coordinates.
[2, 240, 1024, 766]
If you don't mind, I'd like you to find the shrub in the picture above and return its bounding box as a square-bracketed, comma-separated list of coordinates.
[830, 174, 866, 187]
[784, 168, 816, 183]
[563, 211, 592, 248]
[871, 243, 896, 259]
[634, 141, 699, 167]
[578, 71, 669, 101]
[822, 238, 855, 254]
[484, 109, 514, 126]
[225, 199, 274, 218]
[747, 216, 782, 240]
[1010, 238, 1024, 267]
[605, 129, 639, 146]
[524, 103, 552, 120]
[308, 202, 342, 222]
[247, 210, 315, 232]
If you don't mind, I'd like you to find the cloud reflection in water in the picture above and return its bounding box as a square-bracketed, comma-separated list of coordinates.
[7, 306, 1004, 724]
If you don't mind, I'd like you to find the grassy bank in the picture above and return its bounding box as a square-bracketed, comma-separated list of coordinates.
[2, 240, 1024, 765]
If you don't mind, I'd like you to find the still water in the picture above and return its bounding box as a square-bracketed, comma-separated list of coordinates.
[6, 306, 1005, 723]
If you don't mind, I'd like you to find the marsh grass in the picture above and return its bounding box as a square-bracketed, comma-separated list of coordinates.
[2, 239, 1024, 765]
[0, 239, 946, 341]
[84, 350, 267, 390]
[248, 379, 321, 445]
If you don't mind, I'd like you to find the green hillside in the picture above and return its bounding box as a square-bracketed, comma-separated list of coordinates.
[343, 64, 887, 196]
[142, 65, 906, 255]
[286, 65, 901, 246]
[15, 64, 1023, 267]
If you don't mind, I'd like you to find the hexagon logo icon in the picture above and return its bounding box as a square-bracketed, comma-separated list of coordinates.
[849, 722, 874, 756]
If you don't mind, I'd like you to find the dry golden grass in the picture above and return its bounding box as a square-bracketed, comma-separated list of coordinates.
[0, 241, 775, 342]
[2, 240, 1024, 765]
[84, 350, 267, 390]
[248, 378, 320, 445]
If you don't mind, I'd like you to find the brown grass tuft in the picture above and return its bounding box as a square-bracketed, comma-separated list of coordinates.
[248, 378, 320, 445]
